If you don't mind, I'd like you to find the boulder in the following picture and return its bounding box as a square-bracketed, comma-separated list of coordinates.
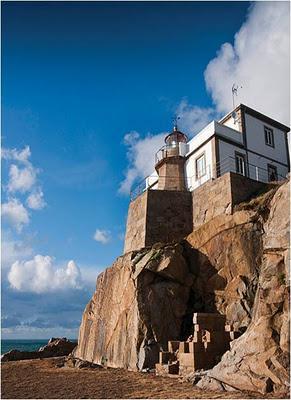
[1, 338, 77, 362]
[1, 349, 40, 362]
[38, 337, 77, 357]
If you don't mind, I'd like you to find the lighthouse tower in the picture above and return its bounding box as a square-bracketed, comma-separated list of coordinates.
[155, 119, 188, 191]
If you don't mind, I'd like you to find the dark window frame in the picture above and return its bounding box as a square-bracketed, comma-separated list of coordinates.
[264, 126, 275, 148]
[267, 164, 278, 182]
[235, 151, 247, 176]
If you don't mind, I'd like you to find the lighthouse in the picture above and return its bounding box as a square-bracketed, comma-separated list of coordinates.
[155, 118, 188, 191]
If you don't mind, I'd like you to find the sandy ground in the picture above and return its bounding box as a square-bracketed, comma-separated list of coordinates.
[1, 357, 281, 399]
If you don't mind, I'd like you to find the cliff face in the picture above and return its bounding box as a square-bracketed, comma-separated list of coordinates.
[198, 182, 290, 395]
[75, 181, 289, 393]
[75, 245, 193, 370]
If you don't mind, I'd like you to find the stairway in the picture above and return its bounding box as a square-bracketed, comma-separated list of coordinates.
[155, 313, 240, 377]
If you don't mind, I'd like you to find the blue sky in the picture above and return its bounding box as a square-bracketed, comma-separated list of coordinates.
[2, 1, 289, 339]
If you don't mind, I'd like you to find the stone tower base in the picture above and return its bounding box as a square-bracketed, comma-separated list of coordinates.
[124, 190, 192, 254]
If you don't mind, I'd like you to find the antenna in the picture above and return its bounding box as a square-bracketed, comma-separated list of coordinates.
[232, 83, 242, 110]
[172, 115, 180, 131]
[231, 83, 243, 123]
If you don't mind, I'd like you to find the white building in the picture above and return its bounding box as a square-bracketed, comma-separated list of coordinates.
[141, 104, 289, 197]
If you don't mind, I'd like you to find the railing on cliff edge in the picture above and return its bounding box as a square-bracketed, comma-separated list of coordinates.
[129, 156, 287, 201]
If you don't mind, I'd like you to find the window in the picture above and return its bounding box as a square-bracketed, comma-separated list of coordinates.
[235, 153, 246, 176]
[264, 126, 274, 147]
[195, 153, 206, 179]
[268, 164, 278, 182]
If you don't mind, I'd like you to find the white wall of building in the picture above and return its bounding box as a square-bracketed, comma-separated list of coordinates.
[244, 113, 289, 165]
[217, 141, 246, 173]
[185, 140, 213, 190]
[247, 152, 289, 181]
[143, 106, 289, 195]
[221, 115, 240, 132]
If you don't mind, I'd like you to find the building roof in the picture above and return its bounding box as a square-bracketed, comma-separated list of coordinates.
[219, 103, 290, 133]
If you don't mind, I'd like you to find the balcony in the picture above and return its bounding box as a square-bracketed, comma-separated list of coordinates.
[155, 142, 189, 165]
[130, 156, 287, 201]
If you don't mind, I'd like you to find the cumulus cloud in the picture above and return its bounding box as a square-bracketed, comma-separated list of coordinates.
[93, 229, 111, 244]
[1, 145, 46, 231]
[26, 189, 46, 210]
[1, 145, 31, 164]
[176, 100, 218, 136]
[205, 2, 290, 125]
[7, 164, 37, 193]
[119, 131, 165, 194]
[8, 255, 82, 293]
[1, 235, 33, 268]
[2, 198, 30, 232]
[119, 3, 289, 194]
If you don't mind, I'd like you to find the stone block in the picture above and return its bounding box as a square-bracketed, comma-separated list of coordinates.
[179, 342, 189, 353]
[193, 313, 226, 324]
[155, 362, 179, 376]
[194, 322, 225, 332]
[178, 352, 217, 370]
[188, 341, 205, 353]
[193, 331, 211, 343]
[168, 341, 180, 353]
[193, 313, 226, 331]
[159, 351, 176, 364]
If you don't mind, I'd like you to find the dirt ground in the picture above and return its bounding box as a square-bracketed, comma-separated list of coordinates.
[0, 357, 282, 399]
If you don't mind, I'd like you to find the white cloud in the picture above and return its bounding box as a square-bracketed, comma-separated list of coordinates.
[26, 189, 46, 210]
[8, 255, 82, 293]
[1, 145, 31, 165]
[2, 199, 30, 232]
[205, 2, 290, 125]
[7, 164, 37, 193]
[119, 3, 289, 195]
[1, 235, 33, 268]
[93, 229, 111, 244]
[2, 145, 46, 222]
[119, 131, 165, 194]
[176, 100, 217, 136]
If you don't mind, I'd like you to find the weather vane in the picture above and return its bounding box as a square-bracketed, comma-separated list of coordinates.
[172, 115, 180, 131]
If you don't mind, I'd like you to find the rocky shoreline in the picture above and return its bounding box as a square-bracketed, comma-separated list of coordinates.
[1, 337, 77, 362]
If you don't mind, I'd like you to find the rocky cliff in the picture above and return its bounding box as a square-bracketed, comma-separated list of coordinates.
[75, 180, 289, 394]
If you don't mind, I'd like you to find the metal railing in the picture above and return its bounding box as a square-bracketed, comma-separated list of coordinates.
[130, 174, 194, 201]
[155, 142, 188, 164]
[215, 156, 286, 184]
[129, 156, 287, 201]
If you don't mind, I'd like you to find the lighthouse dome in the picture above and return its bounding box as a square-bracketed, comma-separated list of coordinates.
[164, 127, 188, 146]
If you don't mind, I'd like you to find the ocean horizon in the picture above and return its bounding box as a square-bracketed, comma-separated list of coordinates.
[1, 339, 77, 355]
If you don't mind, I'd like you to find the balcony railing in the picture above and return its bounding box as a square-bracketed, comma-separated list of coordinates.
[155, 142, 188, 164]
[129, 156, 287, 201]
[215, 156, 286, 184]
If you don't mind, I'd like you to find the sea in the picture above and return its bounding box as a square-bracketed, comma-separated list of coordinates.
[1, 339, 76, 354]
